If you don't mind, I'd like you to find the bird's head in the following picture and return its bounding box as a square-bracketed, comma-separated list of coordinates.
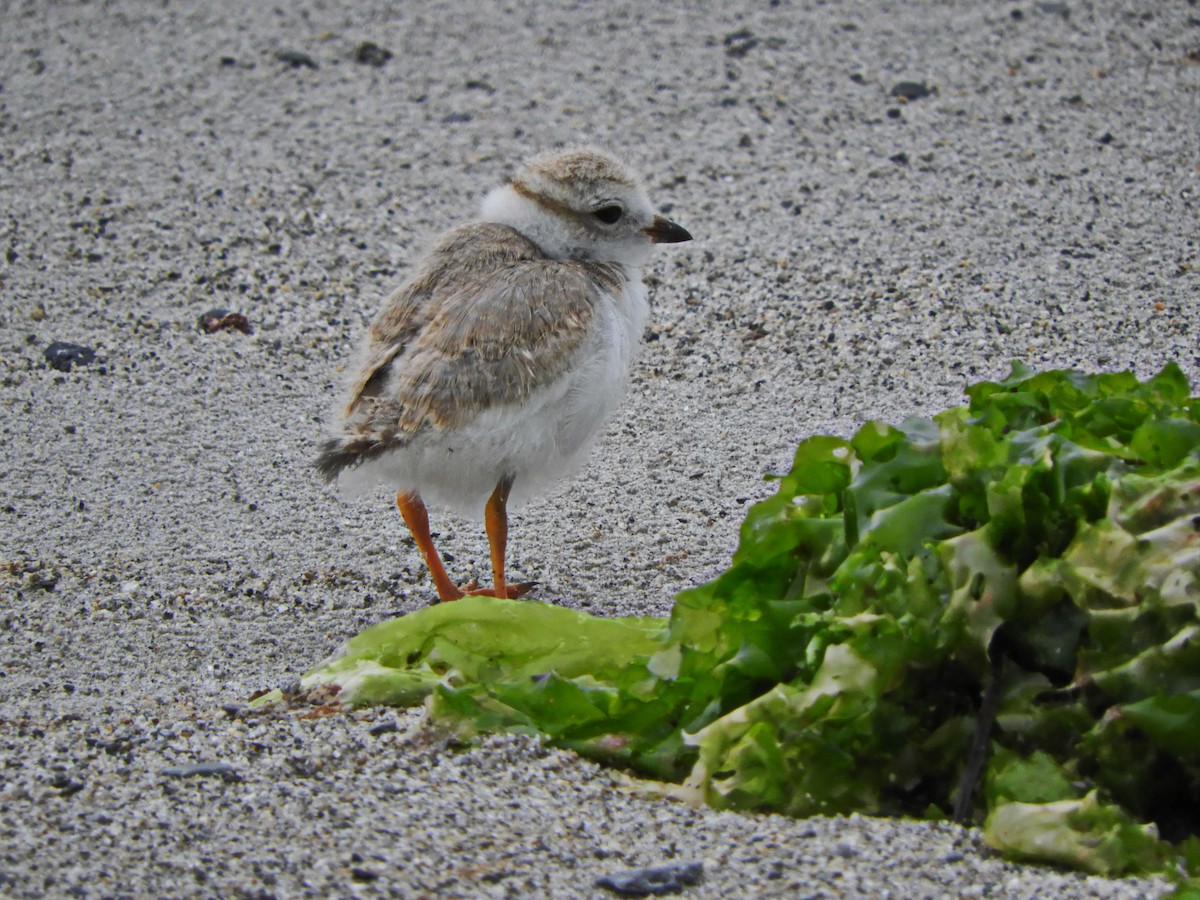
[480, 147, 691, 267]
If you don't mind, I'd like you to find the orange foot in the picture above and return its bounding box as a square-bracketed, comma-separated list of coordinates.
[456, 579, 539, 600]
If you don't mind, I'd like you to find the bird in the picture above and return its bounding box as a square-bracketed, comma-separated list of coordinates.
[315, 148, 692, 603]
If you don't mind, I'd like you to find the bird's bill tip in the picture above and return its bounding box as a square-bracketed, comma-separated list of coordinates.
[644, 216, 693, 244]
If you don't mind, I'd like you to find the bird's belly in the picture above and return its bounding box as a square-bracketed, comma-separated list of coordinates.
[348, 281, 648, 519]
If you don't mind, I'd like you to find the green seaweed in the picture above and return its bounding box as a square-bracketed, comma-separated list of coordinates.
[289, 362, 1200, 886]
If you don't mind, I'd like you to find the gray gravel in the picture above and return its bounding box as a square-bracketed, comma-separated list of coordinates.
[2, 0, 1195, 896]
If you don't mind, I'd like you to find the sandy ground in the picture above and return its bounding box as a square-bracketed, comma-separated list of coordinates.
[2, 0, 1197, 896]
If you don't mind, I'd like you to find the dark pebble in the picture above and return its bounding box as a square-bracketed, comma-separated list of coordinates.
[886, 107, 902, 119]
[276, 50, 318, 70]
[442, 112, 473, 124]
[350, 867, 380, 882]
[369, 719, 399, 736]
[197, 309, 253, 334]
[43, 341, 96, 372]
[890, 81, 933, 101]
[1097, 131, 1114, 145]
[86, 734, 137, 756]
[595, 861, 704, 896]
[354, 41, 393, 67]
[162, 761, 242, 781]
[50, 774, 85, 795]
[889, 152, 910, 165]
[27, 569, 60, 591]
[723, 29, 758, 58]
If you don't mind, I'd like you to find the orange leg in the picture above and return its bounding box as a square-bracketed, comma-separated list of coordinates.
[396, 491, 463, 602]
[464, 476, 535, 600]
[484, 475, 513, 599]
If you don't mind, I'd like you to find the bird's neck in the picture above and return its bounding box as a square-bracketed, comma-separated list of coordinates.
[478, 184, 576, 260]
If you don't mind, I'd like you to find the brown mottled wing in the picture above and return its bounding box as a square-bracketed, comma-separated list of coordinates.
[339, 226, 499, 419]
[320, 222, 624, 477]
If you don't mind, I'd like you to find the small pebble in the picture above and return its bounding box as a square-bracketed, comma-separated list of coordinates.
[43, 341, 96, 372]
[1035, 1, 1070, 17]
[162, 762, 242, 782]
[890, 81, 933, 101]
[354, 41, 393, 67]
[197, 309, 253, 334]
[723, 29, 758, 59]
[49, 774, 85, 795]
[276, 50, 318, 70]
[26, 569, 60, 591]
[596, 861, 704, 896]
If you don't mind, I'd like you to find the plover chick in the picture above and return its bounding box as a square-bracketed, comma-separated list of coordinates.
[316, 147, 691, 602]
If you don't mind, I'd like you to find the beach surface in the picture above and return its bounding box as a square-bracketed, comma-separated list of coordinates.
[2, 1, 1196, 896]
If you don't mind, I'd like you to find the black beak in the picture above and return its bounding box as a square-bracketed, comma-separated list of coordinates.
[644, 215, 693, 244]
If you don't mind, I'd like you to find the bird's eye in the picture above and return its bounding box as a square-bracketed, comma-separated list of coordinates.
[592, 205, 623, 225]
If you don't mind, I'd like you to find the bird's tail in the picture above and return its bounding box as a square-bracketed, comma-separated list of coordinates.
[313, 435, 389, 483]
